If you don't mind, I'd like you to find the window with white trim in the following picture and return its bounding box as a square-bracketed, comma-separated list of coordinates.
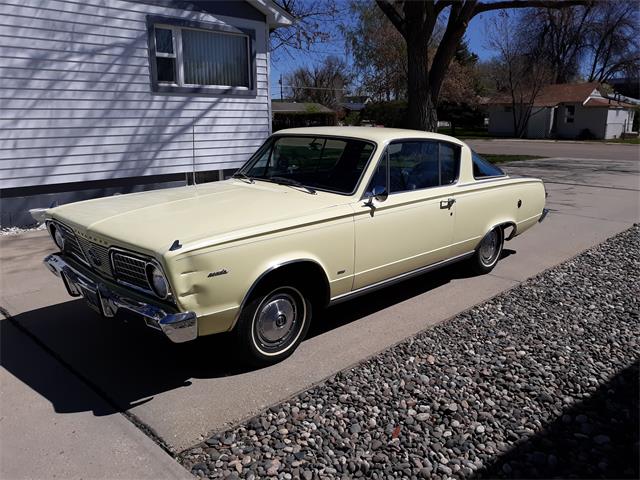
[151, 24, 251, 89]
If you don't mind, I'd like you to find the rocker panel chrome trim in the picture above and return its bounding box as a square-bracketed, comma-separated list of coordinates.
[329, 251, 475, 306]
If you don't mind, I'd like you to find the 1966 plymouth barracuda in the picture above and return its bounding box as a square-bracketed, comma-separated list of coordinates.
[41, 127, 547, 365]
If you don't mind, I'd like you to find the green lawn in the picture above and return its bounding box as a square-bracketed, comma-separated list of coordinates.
[438, 127, 640, 144]
[605, 137, 640, 145]
[481, 154, 546, 164]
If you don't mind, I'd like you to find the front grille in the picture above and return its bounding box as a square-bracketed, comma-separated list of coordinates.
[76, 237, 113, 278]
[51, 220, 164, 299]
[111, 251, 151, 292]
[57, 224, 88, 265]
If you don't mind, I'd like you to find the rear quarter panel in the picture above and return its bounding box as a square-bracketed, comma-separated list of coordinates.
[451, 178, 545, 256]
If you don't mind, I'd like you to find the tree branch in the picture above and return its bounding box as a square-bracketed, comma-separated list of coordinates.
[429, 1, 476, 100]
[375, 0, 406, 37]
[474, 0, 588, 16]
[434, 0, 456, 15]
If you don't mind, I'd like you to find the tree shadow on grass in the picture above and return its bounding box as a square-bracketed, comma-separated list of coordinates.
[477, 361, 639, 479]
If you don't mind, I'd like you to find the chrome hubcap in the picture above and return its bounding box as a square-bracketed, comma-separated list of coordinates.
[256, 293, 297, 345]
[479, 230, 499, 265]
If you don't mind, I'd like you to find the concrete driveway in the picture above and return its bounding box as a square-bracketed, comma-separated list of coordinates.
[1, 153, 638, 470]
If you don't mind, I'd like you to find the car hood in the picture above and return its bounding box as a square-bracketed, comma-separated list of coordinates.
[48, 180, 353, 255]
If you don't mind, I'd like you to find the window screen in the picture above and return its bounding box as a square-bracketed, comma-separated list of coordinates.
[151, 22, 251, 91]
[154, 28, 176, 83]
[182, 29, 249, 87]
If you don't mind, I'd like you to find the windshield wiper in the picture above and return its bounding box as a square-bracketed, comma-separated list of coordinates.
[269, 176, 316, 195]
[231, 172, 254, 184]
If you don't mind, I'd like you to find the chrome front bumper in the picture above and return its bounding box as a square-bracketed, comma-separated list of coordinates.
[43, 254, 197, 343]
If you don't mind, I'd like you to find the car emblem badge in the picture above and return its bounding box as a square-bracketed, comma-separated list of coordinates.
[208, 269, 228, 278]
[87, 248, 102, 267]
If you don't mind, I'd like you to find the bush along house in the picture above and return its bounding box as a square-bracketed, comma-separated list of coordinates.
[487, 82, 638, 140]
[0, 0, 292, 226]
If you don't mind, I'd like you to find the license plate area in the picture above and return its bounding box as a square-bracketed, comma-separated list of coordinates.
[79, 285, 104, 315]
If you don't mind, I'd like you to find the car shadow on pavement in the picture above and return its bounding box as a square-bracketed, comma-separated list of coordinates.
[309, 250, 515, 339]
[0, 252, 509, 418]
[476, 361, 639, 479]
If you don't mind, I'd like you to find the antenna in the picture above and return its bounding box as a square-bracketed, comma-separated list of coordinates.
[192, 121, 197, 186]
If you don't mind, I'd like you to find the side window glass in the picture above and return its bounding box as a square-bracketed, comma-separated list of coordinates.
[246, 144, 273, 176]
[366, 152, 388, 195]
[472, 151, 505, 178]
[388, 141, 439, 193]
[439, 143, 460, 185]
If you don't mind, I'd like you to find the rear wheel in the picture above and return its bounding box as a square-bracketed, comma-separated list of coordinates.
[236, 284, 312, 367]
[470, 226, 504, 274]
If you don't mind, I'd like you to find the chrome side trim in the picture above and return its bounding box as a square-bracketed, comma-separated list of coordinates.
[43, 253, 196, 343]
[329, 251, 475, 306]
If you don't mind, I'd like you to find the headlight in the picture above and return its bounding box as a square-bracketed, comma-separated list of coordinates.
[146, 263, 169, 299]
[52, 226, 65, 250]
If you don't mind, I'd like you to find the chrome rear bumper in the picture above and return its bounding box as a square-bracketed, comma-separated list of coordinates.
[43, 254, 197, 343]
[538, 208, 549, 223]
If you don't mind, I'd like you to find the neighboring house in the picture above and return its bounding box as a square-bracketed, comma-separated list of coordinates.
[0, 0, 292, 226]
[487, 83, 637, 140]
[340, 95, 372, 115]
[271, 101, 337, 131]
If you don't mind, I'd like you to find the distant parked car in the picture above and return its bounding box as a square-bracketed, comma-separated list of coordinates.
[41, 127, 547, 365]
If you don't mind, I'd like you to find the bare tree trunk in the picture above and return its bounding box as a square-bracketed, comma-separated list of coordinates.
[406, 32, 436, 131]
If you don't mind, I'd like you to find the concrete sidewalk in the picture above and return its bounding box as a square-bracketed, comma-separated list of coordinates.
[0, 317, 192, 479]
[1, 155, 638, 465]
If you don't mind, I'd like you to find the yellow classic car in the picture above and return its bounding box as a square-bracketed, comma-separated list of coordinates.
[42, 127, 547, 365]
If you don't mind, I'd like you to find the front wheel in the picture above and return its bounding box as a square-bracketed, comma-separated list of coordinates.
[470, 226, 504, 274]
[236, 284, 311, 367]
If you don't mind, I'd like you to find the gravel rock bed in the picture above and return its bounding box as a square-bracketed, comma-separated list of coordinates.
[181, 226, 639, 479]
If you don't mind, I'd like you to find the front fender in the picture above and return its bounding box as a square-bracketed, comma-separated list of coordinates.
[165, 217, 354, 336]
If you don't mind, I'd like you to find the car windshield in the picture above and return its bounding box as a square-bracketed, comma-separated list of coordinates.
[238, 135, 376, 194]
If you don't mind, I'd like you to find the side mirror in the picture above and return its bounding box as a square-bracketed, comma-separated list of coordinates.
[372, 185, 388, 202]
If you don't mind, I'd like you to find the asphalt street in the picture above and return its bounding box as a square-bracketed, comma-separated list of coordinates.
[467, 138, 640, 162]
[1, 143, 638, 478]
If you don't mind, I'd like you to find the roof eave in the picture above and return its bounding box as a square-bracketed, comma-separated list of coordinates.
[247, 0, 294, 28]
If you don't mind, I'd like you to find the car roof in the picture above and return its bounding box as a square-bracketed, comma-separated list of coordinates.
[274, 126, 466, 146]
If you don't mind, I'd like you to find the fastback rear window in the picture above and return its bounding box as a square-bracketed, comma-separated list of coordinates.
[472, 151, 505, 179]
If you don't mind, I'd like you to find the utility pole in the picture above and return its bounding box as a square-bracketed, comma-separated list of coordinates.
[279, 74, 283, 100]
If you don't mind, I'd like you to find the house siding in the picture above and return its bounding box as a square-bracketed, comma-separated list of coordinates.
[555, 103, 607, 139]
[0, 0, 271, 190]
[604, 108, 632, 139]
[487, 107, 513, 136]
[487, 106, 552, 139]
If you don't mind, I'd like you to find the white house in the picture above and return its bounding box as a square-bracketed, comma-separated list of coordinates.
[0, 0, 292, 226]
[487, 83, 637, 140]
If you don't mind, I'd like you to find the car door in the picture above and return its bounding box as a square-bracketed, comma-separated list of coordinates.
[352, 140, 460, 290]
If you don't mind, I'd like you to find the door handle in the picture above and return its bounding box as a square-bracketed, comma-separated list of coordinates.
[440, 198, 456, 209]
